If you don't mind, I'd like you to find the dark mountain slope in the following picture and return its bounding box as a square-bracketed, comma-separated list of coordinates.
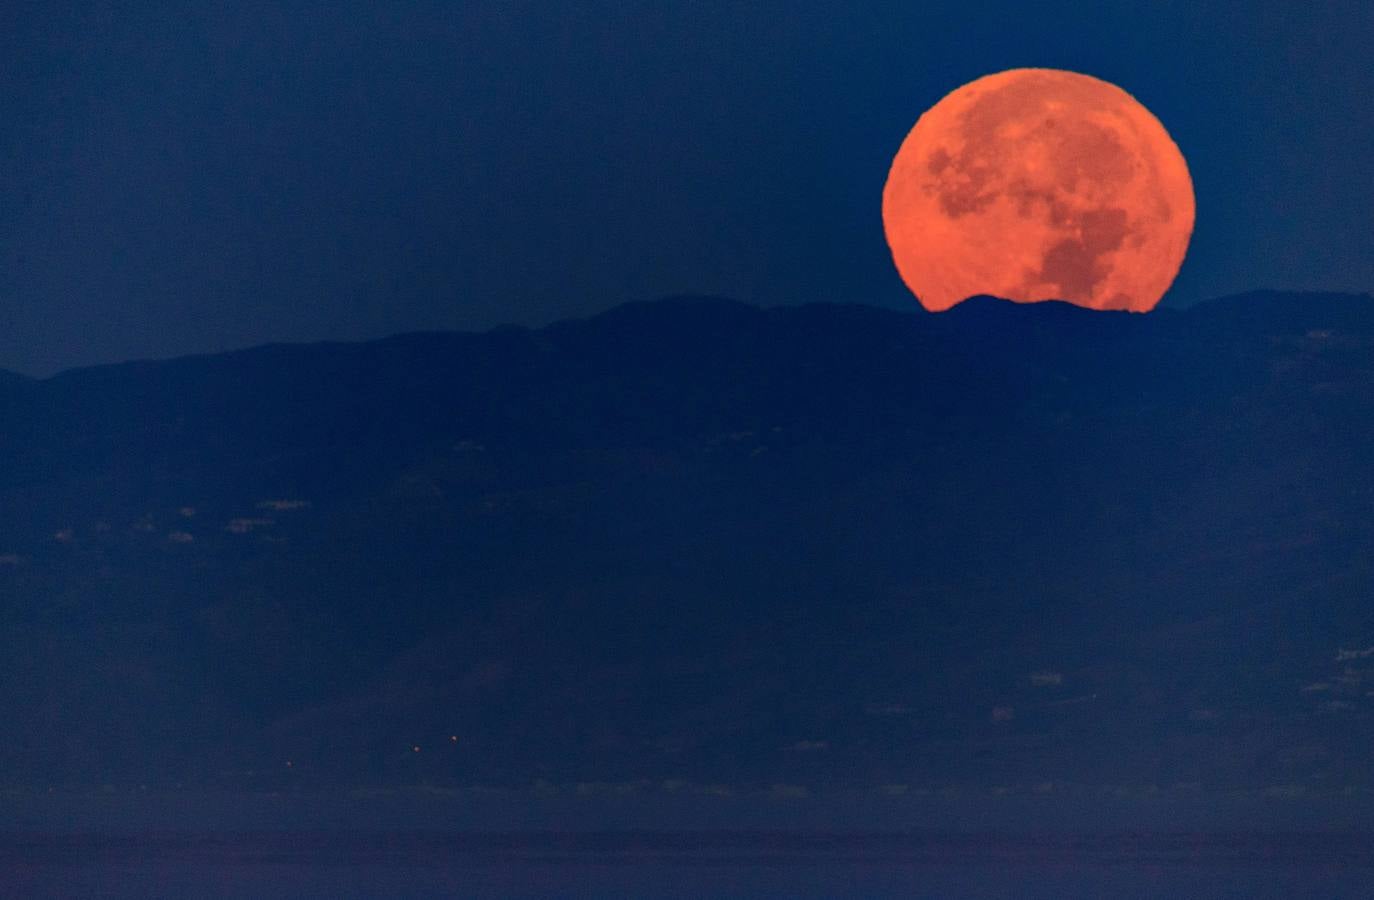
[2, 292, 1374, 809]
[0, 369, 31, 394]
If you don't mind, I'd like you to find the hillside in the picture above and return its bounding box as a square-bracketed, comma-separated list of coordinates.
[2, 292, 1374, 826]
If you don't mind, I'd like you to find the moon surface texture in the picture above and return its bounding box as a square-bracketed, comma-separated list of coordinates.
[882, 68, 1194, 313]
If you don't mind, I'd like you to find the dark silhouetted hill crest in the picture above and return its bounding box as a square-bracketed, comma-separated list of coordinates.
[2, 290, 1374, 818]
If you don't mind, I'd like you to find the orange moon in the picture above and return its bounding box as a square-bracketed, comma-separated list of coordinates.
[882, 68, 1194, 313]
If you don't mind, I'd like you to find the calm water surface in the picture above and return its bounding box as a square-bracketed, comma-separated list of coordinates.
[5, 832, 1374, 898]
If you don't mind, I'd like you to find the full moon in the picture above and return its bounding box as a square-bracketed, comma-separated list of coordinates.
[882, 68, 1194, 313]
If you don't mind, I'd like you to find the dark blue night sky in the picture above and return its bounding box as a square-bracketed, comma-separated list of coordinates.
[2, 1, 1371, 374]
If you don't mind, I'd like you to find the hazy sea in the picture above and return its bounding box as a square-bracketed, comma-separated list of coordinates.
[5, 832, 1374, 898]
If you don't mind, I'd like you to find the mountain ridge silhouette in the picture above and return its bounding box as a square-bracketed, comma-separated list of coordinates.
[2, 290, 1374, 821]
